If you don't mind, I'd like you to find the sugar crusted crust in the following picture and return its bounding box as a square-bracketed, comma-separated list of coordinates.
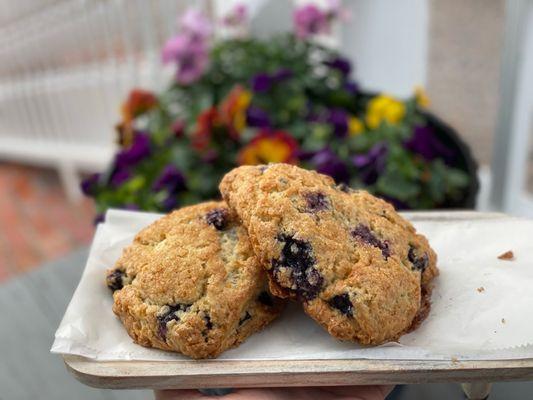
[106, 201, 285, 359]
[220, 164, 438, 345]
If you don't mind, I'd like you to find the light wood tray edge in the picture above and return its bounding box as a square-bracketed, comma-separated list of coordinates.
[63, 355, 533, 390]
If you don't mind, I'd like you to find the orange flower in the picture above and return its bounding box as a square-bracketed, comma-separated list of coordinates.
[118, 89, 157, 147]
[121, 89, 157, 122]
[219, 85, 252, 137]
[239, 130, 298, 165]
[192, 107, 221, 151]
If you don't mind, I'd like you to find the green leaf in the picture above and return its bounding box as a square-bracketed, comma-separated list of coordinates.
[376, 170, 420, 201]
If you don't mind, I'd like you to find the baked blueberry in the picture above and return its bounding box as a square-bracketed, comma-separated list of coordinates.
[204, 314, 213, 330]
[157, 303, 190, 339]
[351, 224, 391, 259]
[304, 191, 329, 212]
[408, 246, 429, 271]
[272, 234, 323, 300]
[205, 208, 229, 230]
[106, 269, 126, 292]
[329, 293, 354, 316]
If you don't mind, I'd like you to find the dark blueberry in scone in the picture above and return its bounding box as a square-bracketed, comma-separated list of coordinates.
[351, 224, 391, 259]
[329, 293, 354, 316]
[304, 191, 329, 212]
[257, 291, 274, 307]
[106, 269, 126, 291]
[157, 304, 190, 339]
[271, 234, 323, 300]
[204, 314, 213, 330]
[408, 246, 429, 271]
[205, 208, 229, 230]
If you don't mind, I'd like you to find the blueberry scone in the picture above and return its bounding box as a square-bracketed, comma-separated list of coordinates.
[220, 164, 438, 345]
[106, 201, 285, 359]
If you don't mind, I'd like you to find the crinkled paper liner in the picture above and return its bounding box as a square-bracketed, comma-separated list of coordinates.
[52, 210, 533, 361]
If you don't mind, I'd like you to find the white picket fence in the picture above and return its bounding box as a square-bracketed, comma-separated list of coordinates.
[0, 0, 191, 200]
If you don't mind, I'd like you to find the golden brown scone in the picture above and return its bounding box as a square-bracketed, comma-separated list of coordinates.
[220, 164, 438, 345]
[106, 201, 285, 359]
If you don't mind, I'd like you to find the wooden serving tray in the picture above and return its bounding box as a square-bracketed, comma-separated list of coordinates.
[64, 355, 533, 390]
[62, 212, 533, 394]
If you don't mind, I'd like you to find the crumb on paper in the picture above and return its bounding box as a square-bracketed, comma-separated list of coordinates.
[502, 318, 506, 324]
[451, 357, 458, 363]
[477, 287, 485, 293]
[498, 250, 515, 261]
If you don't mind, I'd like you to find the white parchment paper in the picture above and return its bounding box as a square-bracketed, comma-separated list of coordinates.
[52, 210, 533, 361]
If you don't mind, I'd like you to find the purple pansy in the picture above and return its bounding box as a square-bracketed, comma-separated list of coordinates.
[153, 164, 186, 211]
[344, 81, 359, 95]
[161, 194, 179, 211]
[304, 147, 350, 183]
[352, 142, 388, 185]
[251, 73, 273, 92]
[152, 164, 186, 193]
[293, 4, 330, 39]
[110, 169, 131, 188]
[273, 68, 293, 81]
[251, 68, 293, 93]
[246, 106, 271, 128]
[405, 125, 455, 163]
[324, 57, 351, 76]
[80, 173, 100, 196]
[327, 108, 349, 137]
[115, 133, 151, 169]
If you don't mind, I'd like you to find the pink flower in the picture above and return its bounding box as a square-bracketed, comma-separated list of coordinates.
[180, 9, 212, 41]
[162, 34, 209, 84]
[162, 9, 212, 84]
[222, 3, 247, 27]
[293, 4, 330, 39]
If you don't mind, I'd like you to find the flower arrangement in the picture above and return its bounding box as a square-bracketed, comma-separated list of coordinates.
[82, 2, 471, 220]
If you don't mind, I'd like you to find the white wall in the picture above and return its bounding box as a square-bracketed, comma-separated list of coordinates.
[340, 0, 428, 97]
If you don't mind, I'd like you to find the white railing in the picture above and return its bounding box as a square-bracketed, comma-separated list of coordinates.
[0, 0, 191, 200]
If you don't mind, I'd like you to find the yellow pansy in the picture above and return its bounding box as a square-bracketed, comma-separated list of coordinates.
[365, 94, 406, 129]
[348, 116, 364, 136]
[414, 86, 430, 108]
[238, 130, 298, 165]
